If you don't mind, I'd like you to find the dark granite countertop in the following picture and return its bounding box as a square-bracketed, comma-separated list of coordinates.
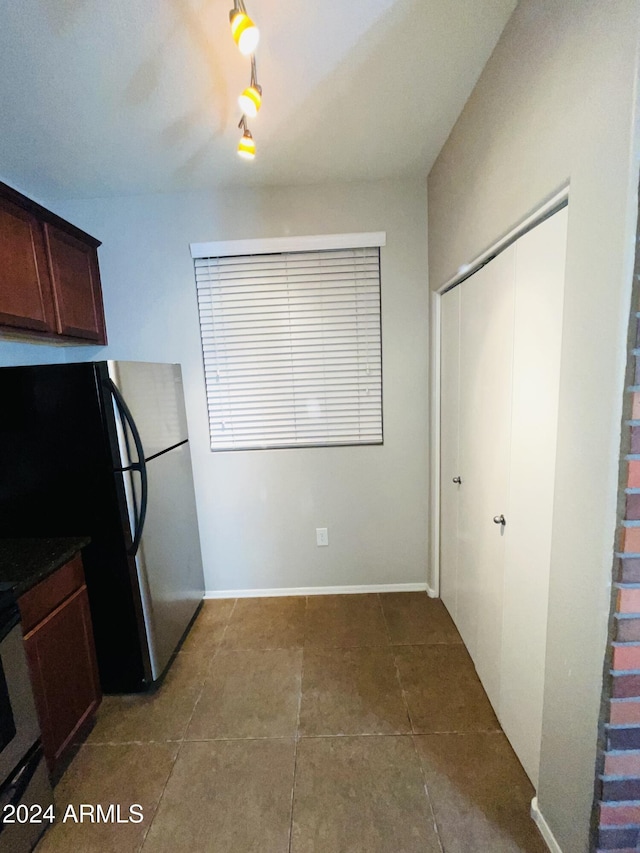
[0, 537, 90, 597]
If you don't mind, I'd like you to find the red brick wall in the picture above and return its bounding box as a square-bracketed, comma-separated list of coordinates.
[596, 232, 640, 852]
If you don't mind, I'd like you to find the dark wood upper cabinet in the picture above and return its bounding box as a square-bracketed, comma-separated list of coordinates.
[44, 223, 106, 342]
[0, 182, 107, 345]
[0, 195, 56, 333]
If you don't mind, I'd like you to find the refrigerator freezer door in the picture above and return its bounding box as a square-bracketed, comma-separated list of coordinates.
[107, 362, 189, 460]
[133, 442, 205, 680]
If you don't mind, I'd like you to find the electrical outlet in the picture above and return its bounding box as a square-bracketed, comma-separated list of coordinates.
[316, 527, 329, 547]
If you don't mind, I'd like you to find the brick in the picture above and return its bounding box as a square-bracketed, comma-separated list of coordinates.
[600, 802, 640, 824]
[619, 559, 640, 583]
[613, 645, 640, 671]
[618, 589, 640, 614]
[617, 618, 640, 642]
[631, 428, 640, 456]
[630, 462, 640, 489]
[604, 751, 640, 775]
[598, 826, 639, 847]
[613, 674, 640, 698]
[608, 728, 640, 750]
[633, 395, 640, 420]
[610, 702, 640, 725]
[602, 778, 640, 800]
[626, 492, 640, 518]
[622, 527, 640, 554]
[597, 849, 640, 853]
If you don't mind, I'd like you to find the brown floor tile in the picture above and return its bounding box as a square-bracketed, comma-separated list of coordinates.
[185, 649, 302, 739]
[86, 652, 210, 744]
[395, 645, 499, 733]
[414, 732, 547, 852]
[380, 592, 463, 645]
[35, 743, 178, 853]
[305, 594, 389, 648]
[299, 647, 411, 735]
[140, 739, 296, 853]
[222, 596, 306, 649]
[291, 736, 440, 853]
[179, 598, 235, 656]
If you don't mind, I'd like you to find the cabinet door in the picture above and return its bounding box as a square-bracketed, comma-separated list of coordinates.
[44, 223, 106, 343]
[23, 585, 101, 772]
[0, 196, 56, 333]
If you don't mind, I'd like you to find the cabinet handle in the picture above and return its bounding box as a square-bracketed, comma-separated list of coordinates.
[493, 514, 506, 526]
[452, 476, 462, 484]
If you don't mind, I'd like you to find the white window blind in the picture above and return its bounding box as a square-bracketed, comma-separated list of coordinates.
[194, 246, 383, 450]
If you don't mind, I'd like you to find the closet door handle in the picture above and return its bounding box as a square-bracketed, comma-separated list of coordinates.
[452, 476, 462, 484]
[493, 514, 506, 526]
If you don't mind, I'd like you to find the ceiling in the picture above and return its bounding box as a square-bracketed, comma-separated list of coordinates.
[0, 0, 517, 199]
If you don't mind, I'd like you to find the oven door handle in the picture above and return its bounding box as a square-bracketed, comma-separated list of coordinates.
[0, 742, 44, 832]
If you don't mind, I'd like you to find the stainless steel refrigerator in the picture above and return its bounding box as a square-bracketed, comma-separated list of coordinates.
[0, 361, 205, 693]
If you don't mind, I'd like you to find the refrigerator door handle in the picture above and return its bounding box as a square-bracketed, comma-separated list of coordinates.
[107, 379, 149, 557]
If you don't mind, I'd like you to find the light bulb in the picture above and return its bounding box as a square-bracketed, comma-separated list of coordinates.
[229, 10, 260, 56]
[238, 85, 262, 118]
[238, 130, 256, 160]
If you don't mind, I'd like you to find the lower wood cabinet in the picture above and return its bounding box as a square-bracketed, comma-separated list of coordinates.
[18, 554, 101, 773]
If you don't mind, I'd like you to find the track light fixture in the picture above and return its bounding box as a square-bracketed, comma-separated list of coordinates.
[229, 0, 259, 56]
[237, 116, 256, 160]
[238, 56, 262, 119]
[229, 1, 262, 160]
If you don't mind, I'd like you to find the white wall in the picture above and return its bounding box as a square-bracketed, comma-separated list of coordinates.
[428, 2, 640, 851]
[48, 179, 430, 594]
[0, 338, 66, 367]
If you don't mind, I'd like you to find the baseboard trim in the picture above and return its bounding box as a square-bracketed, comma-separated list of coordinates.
[426, 583, 438, 598]
[204, 583, 429, 599]
[531, 797, 563, 853]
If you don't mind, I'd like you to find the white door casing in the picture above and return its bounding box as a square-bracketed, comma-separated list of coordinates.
[439, 286, 460, 620]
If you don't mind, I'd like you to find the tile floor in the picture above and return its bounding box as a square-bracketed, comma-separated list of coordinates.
[35, 593, 547, 852]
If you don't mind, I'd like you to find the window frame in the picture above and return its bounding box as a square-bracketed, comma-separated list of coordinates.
[190, 232, 386, 453]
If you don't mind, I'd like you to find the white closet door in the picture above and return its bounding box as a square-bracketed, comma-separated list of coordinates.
[500, 207, 568, 786]
[458, 248, 515, 705]
[440, 287, 461, 620]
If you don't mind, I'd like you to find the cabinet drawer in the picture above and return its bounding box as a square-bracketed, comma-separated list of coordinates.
[19, 554, 84, 634]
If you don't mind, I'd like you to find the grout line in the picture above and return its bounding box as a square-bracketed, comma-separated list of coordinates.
[378, 595, 447, 853]
[377, 594, 416, 735]
[376, 592, 393, 645]
[88, 729, 504, 746]
[410, 733, 445, 853]
[136, 740, 184, 852]
[293, 732, 415, 739]
[287, 598, 307, 853]
[302, 594, 308, 648]
[181, 734, 297, 743]
[136, 598, 238, 851]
